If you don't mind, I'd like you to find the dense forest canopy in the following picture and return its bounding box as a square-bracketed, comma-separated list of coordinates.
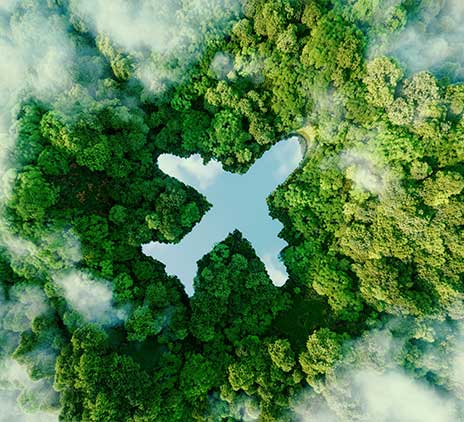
[0, 0, 464, 421]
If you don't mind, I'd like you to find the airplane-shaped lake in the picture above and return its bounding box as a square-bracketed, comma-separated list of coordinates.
[142, 136, 304, 295]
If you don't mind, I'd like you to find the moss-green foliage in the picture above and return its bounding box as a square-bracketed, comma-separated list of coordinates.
[2, 0, 464, 420]
[191, 231, 288, 343]
[299, 328, 345, 387]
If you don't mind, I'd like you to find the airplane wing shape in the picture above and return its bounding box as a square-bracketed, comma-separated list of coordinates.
[142, 136, 305, 295]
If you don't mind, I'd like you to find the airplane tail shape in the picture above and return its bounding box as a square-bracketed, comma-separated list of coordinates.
[142, 136, 305, 295]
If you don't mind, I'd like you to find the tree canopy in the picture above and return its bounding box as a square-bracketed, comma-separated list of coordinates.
[1, 0, 464, 420]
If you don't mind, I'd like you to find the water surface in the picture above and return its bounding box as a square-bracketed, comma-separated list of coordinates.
[142, 136, 304, 295]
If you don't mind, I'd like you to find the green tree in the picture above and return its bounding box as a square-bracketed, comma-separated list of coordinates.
[190, 231, 288, 344]
[299, 328, 344, 386]
[10, 168, 59, 221]
[268, 339, 295, 372]
[364, 56, 403, 108]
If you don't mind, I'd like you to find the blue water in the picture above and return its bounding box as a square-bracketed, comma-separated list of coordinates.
[142, 136, 304, 295]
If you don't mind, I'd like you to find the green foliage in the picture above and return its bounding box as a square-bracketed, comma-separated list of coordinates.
[10, 168, 59, 221]
[364, 56, 403, 108]
[3, 0, 464, 421]
[268, 339, 295, 372]
[55, 325, 162, 422]
[190, 231, 288, 344]
[96, 34, 135, 81]
[15, 101, 47, 166]
[180, 353, 221, 402]
[301, 11, 365, 87]
[299, 328, 344, 386]
[209, 110, 253, 168]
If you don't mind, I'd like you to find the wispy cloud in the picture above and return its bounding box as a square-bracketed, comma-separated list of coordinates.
[274, 136, 305, 179]
[0, 285, 58, 421]
[293, 320, 464, 422]
[158, 153, 223, 190]
[0, 359, 58, 422]
[370, 0, 464, 77]
[0, 1, 74, 104]
[262, 254, 287, 286]
[0, 1, 75, 202]
[69, 0, 242, 93]
[339, 147, 392, 197]
[54, 271, 128, 326]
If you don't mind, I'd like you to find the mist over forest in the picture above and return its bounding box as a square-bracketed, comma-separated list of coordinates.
[1, 0, 464, 421]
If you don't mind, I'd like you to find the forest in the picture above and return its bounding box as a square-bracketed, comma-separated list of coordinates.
[1, 0, 464, 421]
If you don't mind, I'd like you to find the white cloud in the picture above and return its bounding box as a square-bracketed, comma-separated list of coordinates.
[355, 370, 456, 422]
[54, 271, 127, 326]
[69, 0, 241, 93]
[298, 369, 458, 422]
[0, 359, 58, 422]
[208, 393, 260, 422]
[209, 51, 264, 83]
[0, 2, 74, 103]
[158, 153, 223, 190]
[339, 148, 391, 196]
[0, 390, 58, 422]
[0, 285, 58, 422]
[0, 0, 19, 12]
[1, 284, 49, 334]
[0, 230, 82, 280]
[294, 321, 464, 422]
[262, 254, 287, 286]
[0, 1, 76, 205]
[210, 52, 235, 79]
[369, 0, 464, 77]
[274, 136, 305, 179]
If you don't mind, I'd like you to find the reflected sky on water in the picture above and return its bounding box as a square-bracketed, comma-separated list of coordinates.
[142, 136, 304, 295]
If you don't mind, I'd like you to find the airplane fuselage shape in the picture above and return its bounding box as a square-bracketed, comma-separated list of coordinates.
[142, 136, 305, 295]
